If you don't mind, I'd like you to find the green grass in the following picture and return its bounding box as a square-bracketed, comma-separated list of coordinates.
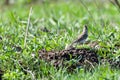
[0, 0, 120, 80]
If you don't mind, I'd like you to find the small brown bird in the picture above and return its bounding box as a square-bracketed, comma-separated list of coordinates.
[65, 25, 88, 49]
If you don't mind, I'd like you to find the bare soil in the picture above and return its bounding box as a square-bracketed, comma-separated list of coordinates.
[38, 47, 120, 71]
[38, 48, 99, 71]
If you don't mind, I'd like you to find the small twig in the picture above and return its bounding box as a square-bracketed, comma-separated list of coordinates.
[12, 58, 36, 80]
[84, 59, 95, 69]
[24, 7, 32, 48]
[79, 0, 97, 26]
[79, 0, 97, 38]
[115, 0, 120, 9]
[114, 0, 120, 13]
[109, 0, 120, 13]
[19, 64, 36, 80]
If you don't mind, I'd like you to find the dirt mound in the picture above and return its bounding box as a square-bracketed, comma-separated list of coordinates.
[38, 48, 99, 70]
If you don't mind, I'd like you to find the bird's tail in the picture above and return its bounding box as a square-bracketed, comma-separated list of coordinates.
[68, 41, 77, 48]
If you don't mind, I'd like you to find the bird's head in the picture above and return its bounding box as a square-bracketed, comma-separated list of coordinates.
[84, 25, 88, 30]
[83, 25, 88, 33]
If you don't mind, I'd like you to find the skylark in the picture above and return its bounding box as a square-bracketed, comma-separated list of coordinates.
[65, 25, 88, 49]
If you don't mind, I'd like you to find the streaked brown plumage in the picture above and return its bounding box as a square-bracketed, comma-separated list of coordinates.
[66, 25, 88, 49]
[72, 25, 88, 44]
